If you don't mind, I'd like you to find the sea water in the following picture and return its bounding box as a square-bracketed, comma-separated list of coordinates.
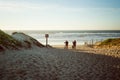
[6, 30, 120, 45]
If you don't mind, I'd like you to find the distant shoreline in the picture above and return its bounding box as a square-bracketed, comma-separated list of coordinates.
[4, 29, 120, 32]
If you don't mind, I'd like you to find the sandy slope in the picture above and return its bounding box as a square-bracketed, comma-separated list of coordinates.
[53, 45, 120, 58]
[0, 47, 120, 80]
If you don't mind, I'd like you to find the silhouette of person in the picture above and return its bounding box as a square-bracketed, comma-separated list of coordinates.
[72, 40, 76, 49]
[64, 40, 69, 49]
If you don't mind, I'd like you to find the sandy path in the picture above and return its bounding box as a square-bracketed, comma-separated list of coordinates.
[0, 48, 120, 80]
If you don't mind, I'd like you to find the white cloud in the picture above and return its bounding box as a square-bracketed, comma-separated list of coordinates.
[0, 1, 58, 12]
[0, 0, 120, 30]
[0, 0, 120, 13]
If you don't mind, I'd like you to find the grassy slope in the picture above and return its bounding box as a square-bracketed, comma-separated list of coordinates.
[0, 30, 22, 49]
[12, 32, 45, 48]
[99, 38, 120, 46]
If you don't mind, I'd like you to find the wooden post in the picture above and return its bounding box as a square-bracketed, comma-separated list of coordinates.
[45, 34, 49, 47]
[91, 39, 93, 46]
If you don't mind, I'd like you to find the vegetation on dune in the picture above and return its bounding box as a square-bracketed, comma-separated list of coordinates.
[0, 30, 22, 50]
[12, 32, 45, 48]
[0, 30, 45, 51]
[99, 38, 120, 46]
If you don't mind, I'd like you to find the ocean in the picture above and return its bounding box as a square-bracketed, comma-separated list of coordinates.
[6, 30, 120, 45]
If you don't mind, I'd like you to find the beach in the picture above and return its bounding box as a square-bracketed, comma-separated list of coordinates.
[1, 0, 120, 79]
[0, 46, 120, 80]
[53, 45, 120, 58]
[0, 30, 120, 80]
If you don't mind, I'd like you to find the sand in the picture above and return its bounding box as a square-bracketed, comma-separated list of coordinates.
[0, 46, 120, 80]
[53, 45, 120, 58]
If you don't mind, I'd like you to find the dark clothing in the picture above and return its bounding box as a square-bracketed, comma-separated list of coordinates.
[72, 40, 76, 49]
[64, 41, 69, 49]
[65, 41, 68, 46]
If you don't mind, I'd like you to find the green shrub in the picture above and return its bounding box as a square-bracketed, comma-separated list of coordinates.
[99, 38, 120, 46]
[0, 30, 22, 49]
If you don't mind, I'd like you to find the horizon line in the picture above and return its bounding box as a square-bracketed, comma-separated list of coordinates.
[3, 29, 120, 31]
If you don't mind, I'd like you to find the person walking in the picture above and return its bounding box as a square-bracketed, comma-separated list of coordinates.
[64, 40, 69, 49]
[72, 40, 76, 49]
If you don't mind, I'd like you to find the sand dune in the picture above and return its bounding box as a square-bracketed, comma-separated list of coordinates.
[0, 30, 120, 80]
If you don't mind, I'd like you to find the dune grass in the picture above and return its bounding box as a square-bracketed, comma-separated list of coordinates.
[0, 30, 22, 49]
[99, 38, 120, 46]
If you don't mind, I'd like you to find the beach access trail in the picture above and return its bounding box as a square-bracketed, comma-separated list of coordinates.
[0, 47, 120, 80]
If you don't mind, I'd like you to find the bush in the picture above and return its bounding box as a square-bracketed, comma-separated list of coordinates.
[0, 30, 22, 50]
[99, 38, 120, 46]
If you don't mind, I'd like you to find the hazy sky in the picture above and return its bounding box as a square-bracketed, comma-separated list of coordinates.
[0, 0, 120, 30]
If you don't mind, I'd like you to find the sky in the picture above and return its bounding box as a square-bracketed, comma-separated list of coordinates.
[0, 0, 120, 30]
